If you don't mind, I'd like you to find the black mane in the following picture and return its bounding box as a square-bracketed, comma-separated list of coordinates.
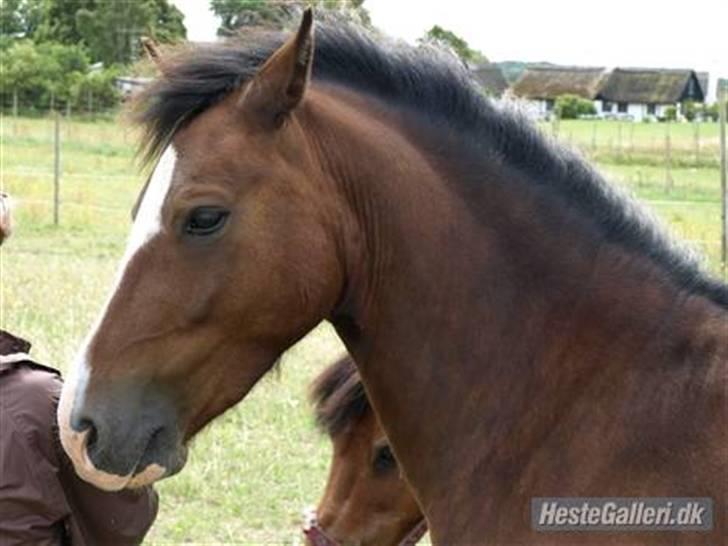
[133, 18, 728, 308]
[309, 355, 369, 437]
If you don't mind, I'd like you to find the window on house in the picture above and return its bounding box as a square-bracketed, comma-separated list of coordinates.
[602, 101, 612, 113]
[618, 102, 628, 113]
[545, 99, 555, 112]
[647, 103, 656, 115]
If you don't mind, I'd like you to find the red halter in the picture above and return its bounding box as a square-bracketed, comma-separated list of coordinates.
[302, 508, 427, 546]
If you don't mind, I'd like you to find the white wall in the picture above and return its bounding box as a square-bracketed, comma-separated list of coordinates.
[626, 103, 645, 121]
[519, 99, 554, 119]
[597, 100, 674, 121]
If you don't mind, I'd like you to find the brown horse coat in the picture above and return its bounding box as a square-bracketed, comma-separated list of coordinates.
[57, 13, 727, 545]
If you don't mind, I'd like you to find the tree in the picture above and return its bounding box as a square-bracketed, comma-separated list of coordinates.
[211, 0, 370, 35]
[75, 0, 185, 65]
[0, 0, 47, 39]
[211, 0, 289, 33]
[2, 0, 185, 64]
[419, 25, 486, 65]
[554, 94, 596, 119]
[71, 67, 122, 111]
[151, 0, 186, 44]
[32, 0, 96, 44]
[0, 39, 89, 108]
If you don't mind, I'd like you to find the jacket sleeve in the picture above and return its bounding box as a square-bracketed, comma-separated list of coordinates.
[0, 368, 72, 545]
[58, 463, 159, 546]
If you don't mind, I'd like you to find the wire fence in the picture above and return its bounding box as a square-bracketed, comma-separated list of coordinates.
[2, 102, 726, 274]
[1, 91, 121, 121]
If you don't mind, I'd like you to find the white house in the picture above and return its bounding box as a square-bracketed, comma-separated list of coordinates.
[509, 66, 706, 121]
[595, 68, 705, 121]
[507, 66, 607, 119]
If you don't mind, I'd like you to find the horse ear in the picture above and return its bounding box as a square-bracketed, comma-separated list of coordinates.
[141, 37, 163, 70]
[241, 8, 314, 127]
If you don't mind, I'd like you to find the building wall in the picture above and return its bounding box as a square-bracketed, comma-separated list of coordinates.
[519, 99, 554, 119]
[520, 98, 678, 122]
[597, 100, 672, 121]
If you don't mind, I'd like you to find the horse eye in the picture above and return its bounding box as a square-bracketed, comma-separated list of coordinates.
[372, 444, 396, 473]
[184, 207, 229, 237]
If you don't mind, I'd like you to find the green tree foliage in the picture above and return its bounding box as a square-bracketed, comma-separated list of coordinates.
[151, 0, 187, 43]
[33, 0, 96, 44]
[664, 105, 678, 121]
[1, 0, 185, 111]
[71, 67, 122, 110]
[554, 94, 596, 119]
[3, 0, 185, 63]
[700, 102, 719, 122]
[419, 25, 486, 65]
[0, 0, 46, 38]
[211, 0, 370, 35]
[1, 39, 91, 108]
[682, 101, 722, 122]
[211, 0, 288, 33]
[75, 0, 185, 65]
[682, 101, 697, 122]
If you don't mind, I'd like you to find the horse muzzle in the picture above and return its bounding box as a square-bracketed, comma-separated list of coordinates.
[302, 507, 428, 546]
[57, 374, 187, 490]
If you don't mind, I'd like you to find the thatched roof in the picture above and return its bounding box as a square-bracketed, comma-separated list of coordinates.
[510, 66, 606, 100]
[597, 69, 704, 104]
[472, 64, 509, 97]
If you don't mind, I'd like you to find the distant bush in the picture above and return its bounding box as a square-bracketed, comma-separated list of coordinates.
[692, 102, 720, 122]
[682, 101, 697, 121]
[555, 94, 596, 119]
[664, 106, 677, 122]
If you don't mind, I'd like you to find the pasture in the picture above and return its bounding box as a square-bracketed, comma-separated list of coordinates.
[1, 114, 725, 544]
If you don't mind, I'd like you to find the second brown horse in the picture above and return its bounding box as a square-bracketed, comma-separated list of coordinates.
[306, 355, 425, 546]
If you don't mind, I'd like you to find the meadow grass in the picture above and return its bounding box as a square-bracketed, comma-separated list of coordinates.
[0, 115, 725, 544]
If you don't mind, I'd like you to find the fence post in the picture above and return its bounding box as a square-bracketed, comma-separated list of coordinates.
[617, 122, 623, 160]
[591, 122, 597, 153]
[87, 90, 94, 118]
[629, 123, 635, 158]
[720, 80, 727, 277]
[551, 115, 559, 138]
[54, 112, 61, 226]
[664, 121, 672, 191]
[12, 89, 18, 119]
[693, 120, 700, 166]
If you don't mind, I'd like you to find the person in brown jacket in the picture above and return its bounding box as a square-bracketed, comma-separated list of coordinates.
[0, 193, 158, 545]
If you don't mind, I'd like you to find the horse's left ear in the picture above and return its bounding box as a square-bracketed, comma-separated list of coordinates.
[241, 8, 314, 127]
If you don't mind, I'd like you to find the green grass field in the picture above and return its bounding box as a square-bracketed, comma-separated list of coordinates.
[1, 115, 725, 544]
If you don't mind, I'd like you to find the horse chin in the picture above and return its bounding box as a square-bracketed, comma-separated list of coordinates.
[128, 443, 188, 488]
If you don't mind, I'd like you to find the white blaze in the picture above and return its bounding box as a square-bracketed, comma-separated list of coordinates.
[57, 146, 178, 490]
[126, 146, 178, 256]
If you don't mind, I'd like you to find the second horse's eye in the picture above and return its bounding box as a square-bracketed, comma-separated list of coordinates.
[372, 444, 397, 474]
[184, 207, 230, 237]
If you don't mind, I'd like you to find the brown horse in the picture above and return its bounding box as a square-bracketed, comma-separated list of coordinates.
[57, 11, 726, 544]
[305, 355, 426, 546]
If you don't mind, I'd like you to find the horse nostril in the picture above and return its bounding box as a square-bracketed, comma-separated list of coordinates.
[72, 416, 98, 448]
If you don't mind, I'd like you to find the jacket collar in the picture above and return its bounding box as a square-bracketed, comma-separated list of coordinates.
[0, 329, 31, 356]
[0, 329, 59, 376]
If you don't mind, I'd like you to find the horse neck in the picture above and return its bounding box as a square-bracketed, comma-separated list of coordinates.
[305, 86, 728, 538]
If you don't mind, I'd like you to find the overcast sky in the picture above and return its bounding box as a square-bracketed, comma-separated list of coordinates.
[171, 0, 727, 100]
